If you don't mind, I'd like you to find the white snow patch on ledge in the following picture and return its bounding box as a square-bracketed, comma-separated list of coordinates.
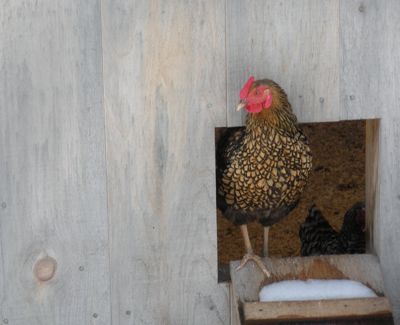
[259, 279, 377, 302]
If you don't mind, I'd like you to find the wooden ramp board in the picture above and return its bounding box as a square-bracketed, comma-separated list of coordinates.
[230, 254, 393, 324]
[244, 297, 393, 324]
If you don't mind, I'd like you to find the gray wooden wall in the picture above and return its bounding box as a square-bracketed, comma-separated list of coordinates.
[1, 0, 400, 324]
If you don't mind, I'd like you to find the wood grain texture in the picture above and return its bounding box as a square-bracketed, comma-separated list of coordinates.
[227, 0, 340, 126]
[340, 1, 400, 322]
[244, 298, 393, 324]
[0, 1, 110, 324]
[230, 284, 241, 325]
[340, 3, 400, 321]
[101, 0, 229, 324]
[375, 117, 400, 323]
[340, 0, 400, 120]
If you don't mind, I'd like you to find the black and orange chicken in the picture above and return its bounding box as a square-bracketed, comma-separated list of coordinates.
[216, 76, 312, 277]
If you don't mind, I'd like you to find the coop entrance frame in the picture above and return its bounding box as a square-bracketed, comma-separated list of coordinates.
[217, 119, 379, 274]
[365, 119, 379, 254]
[225, 119, 386, 324]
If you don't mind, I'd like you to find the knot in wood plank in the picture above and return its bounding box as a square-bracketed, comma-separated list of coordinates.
[34, 256, 57, 282]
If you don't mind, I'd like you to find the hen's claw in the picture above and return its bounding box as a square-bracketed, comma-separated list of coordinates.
[235, 253, 271, 277]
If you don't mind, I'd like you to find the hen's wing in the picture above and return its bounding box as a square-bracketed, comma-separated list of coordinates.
[299, 205, 345, 256]
[216, 127, 245, 213]
[216, 128, 245, 179]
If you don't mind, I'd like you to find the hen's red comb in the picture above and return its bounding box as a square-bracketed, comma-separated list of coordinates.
[240, 76, 255, 99]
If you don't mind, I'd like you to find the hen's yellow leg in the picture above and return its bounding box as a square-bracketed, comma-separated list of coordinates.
[263, 227, 270, 257]
[236, 225, 271, 277]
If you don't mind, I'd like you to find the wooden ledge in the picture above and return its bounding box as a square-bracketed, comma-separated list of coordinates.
[244, 297, 392, 324]
[229, 254, 393, 324]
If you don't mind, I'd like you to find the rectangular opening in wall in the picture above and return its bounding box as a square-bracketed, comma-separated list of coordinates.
[216, 119, 379, 283]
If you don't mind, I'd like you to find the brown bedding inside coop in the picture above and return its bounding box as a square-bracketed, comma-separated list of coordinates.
[218, 120, 365, 266]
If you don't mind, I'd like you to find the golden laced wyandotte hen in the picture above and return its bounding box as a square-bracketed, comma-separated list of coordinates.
[216, 76, 312, 277]
[299, 202, 366, 256]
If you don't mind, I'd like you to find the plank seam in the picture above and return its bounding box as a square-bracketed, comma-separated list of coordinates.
[99, 0, 113, 324]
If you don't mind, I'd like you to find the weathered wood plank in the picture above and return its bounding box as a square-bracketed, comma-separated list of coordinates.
[340, 2, 400, 322]
[340, 0, 400, 120]
[0, 1, 110, 324]
[375, 117, 400, 323]
[340, 4, 400, 321]
[244, 297, 393, 324]
[230, 280, 241, 325]
[227, 0, 340, 126]
[101, 0, 229, 324]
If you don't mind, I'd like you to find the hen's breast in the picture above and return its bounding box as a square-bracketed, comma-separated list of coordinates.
[219, 126, 312, 212]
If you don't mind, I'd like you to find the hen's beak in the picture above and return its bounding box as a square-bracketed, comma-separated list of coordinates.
[236, 100, 247, 111]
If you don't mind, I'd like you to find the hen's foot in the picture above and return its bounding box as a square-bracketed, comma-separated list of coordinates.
[235, 253, 271, 277]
